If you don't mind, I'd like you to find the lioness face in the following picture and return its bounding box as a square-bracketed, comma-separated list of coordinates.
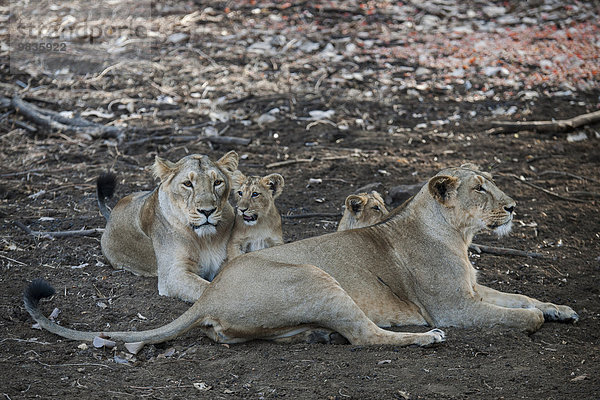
[429, 165, 516, 237]
[340, 191, 389, 230]
[153, 152, 238, 236]
[233, 173, 284, 226]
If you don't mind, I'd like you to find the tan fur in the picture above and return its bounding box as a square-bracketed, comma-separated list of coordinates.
[337, 191, 388, 231]
[227, 172, 284, 260]
[27, 165, 577, 350]
[100, 151, 239, 302]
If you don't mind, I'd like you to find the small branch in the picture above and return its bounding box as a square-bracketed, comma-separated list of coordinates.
[469, 243, 545, 258]
[491, 109, 600, 134]
[14, 221, 104, 239]
[36, 360, 112, 369]
[508, 175, 587, 203]
[538, 170, 600, 184]
[567, 191, 600, 198]
[282, 212, 342, 219]
[7, 96, 123, 140]
[126, 134, 250, 146]
[266, 157, 315, 169]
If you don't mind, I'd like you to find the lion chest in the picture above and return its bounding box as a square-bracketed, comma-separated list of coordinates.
[196, 241, 228, 282]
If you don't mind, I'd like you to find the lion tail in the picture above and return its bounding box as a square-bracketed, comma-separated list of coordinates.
[97, 173, 116, 221]
[23, 278, 207, 348]
[23, 278, 99, 341]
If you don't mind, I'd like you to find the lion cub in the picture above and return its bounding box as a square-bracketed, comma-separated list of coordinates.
[337, 191, 389, 231]
[227, 171, 285, 259]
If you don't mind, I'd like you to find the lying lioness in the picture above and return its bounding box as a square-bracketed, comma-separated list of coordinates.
[97, 151, 238, 302]
[24, 165, 577, 349]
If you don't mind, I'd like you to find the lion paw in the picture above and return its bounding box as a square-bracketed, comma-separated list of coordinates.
[426, 328, 446, 344]
[543, 304, 579, 323]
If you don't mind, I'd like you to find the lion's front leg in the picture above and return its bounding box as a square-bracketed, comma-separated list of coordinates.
[156, 253, 210, 303]
[430, 297, 545, 332]
[475, 284, 579, 323]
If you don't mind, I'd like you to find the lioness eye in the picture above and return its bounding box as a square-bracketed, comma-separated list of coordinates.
[251, 192, 260, 198]
[183, 180, 193, 188]
[237, 191, 243, 196]
[475, 185, 486, 192]
[214, 179, 223, 187]
[372, 205, 380, 211]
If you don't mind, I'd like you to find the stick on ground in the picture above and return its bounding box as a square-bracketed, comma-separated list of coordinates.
[491, 110, 600, 134]
[5, 96, 123, 140]
[282, 212, 342, 219]
[508, 175, 587, 203]
[14, 221, 104, 239]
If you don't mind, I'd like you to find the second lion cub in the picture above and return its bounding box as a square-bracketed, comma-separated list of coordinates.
[227, 171, 285, 259]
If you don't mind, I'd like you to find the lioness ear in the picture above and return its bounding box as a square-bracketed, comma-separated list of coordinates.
[231, 170, 246, 191]
[261, 173, 284, 199]
[345, 195, 367, 215]
[428, 175, 459, 205]
[216, 151, 239, 176]
[152, 156, 176, 181]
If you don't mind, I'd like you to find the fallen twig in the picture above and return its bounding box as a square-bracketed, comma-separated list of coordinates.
[266, 157, 315, 169]
[126, 134, 250, 146]
[0, 253, 27, 266]
[282, 212, 342, 219]
[469, 243, 545, 258]
[14, 221, 104, 239]
[491, 109, 600, 134]
[265, 155, 350, 169]
[6, 96, 123, 140]
[508, 175, 587, 203]
[538, 170, 600, 184]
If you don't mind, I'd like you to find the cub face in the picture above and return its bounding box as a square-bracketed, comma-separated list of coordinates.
[428, 164, 516, 237]
[232, 172, 284, 226]
[153, 151, 238, 236]
[338, 191, 389, 231]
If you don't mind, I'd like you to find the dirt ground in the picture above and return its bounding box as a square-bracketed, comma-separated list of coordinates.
[1, 1, 599, 399]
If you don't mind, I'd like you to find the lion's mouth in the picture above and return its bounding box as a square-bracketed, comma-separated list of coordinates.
[489, 219, 513, 237]
[191, 222, 216, 230]
[242, 214, 258, 223]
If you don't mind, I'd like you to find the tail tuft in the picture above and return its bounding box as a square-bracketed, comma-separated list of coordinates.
[97, 173, 116, 200]
[97, 173, 117, 221]
[23, 278, 55, 313]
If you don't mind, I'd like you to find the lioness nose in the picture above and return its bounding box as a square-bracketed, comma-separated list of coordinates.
[198, 208, 216, 217]
[504, 205, 515, 213]
[239, 208, 248, 213]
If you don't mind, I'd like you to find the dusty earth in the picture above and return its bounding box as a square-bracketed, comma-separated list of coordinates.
[1, 1, 599, 399]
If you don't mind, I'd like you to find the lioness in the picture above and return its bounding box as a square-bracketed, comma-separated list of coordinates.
[337, 191, 388, 231]
[97, 151, 238, 302]
[24, 165, 577, 349]
[227, 171, 285, 260]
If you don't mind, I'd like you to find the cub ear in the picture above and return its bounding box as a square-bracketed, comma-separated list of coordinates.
[216, 151, 239, 176]
[152, 156, 176, 181]
[345, 194, 367, 215]
[261, 173, 284, 199]
[231, 170, 247, 191]
[428, 175, 459, 205]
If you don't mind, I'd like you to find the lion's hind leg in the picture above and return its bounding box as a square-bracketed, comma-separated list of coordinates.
[206, 260, 446, 346]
